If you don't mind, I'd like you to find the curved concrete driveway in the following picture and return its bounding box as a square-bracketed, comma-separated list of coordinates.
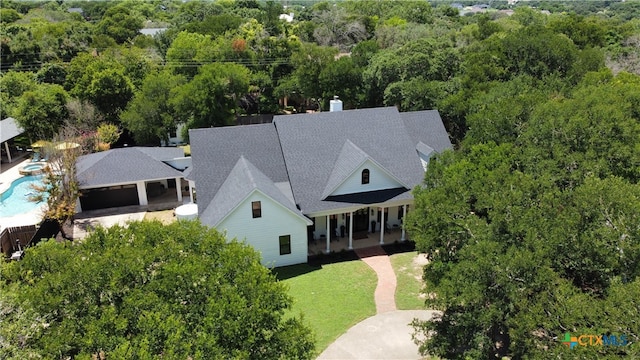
[318, 310, 438, 360]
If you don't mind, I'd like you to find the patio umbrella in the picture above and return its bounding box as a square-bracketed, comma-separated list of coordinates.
[54, 141, 80, 150]
[31, 140, 51, 148]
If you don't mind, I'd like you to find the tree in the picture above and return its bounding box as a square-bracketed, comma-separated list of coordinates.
[171, 63, 250, 134]
[318, 56, 362, 109]
[0, 220, 315, 359]
[96, 123, 121, 150]
[65, 98, 104, 131]
[1, 25, 42, 71]
[290, 43, 338, 101]
[363, 38, 459, 106]
[66, 53, 136, 122]
[94, 5, 143, 44]
[310, 6, 368, 49]
[85, 67, 134, 122]
[165, 31, 215, 78]
[30, 126, 94, 240]
[407, 72, 640, 359]
[13, 83, 68, 140]
[121, 70, 186, 145]
[0, 8, 21, 24]
[0, 70, 37, 119]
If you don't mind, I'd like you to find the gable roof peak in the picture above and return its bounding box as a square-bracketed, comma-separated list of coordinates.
[200, 155, 309, 226]
[320, 140, 372, 199]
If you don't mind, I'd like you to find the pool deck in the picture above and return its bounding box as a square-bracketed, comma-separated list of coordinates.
[0, 158, 48, 231]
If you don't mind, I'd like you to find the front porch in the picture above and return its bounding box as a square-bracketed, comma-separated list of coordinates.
[307, 226, 409, 256]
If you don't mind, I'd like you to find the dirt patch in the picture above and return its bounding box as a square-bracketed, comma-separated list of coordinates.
[144, 210, 176, 225]
[413, 253, 429, 267]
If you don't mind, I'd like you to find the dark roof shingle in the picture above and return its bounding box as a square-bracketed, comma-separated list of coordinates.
[76, 147, 184, 187]
[189, 124, 289, 213]
[199, 156, 307, 226]
[273, 107, 426, 213]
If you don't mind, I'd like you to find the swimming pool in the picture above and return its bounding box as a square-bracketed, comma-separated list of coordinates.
[0, 176, 48, 218]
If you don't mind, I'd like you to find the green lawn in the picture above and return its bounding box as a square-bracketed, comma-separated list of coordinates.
[275, 260, 377, 354]
[390, 252, 427, 310]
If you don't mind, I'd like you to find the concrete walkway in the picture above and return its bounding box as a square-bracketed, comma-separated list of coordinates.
[318, 246, 437, 359]
[317, 310, 438, 360]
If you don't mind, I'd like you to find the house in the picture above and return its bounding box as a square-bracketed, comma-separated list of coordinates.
[189, 105, 452, 267]
[75, 147, 191, 212]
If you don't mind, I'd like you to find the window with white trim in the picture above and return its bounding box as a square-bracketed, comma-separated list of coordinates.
[279, 235, 291, 255]
[361, 169, 370, 184]
[252, 201, 261, 218]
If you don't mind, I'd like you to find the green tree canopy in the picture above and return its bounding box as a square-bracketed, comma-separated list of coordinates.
[171, 63, 250, 134]
[0, 70, 37, 119]
[0, 220, 315, 359]
[13, 83, 68, 139]
[94, 5, 143, 44]
[121, 70, 186, 145]
[408, 72, 640, 359]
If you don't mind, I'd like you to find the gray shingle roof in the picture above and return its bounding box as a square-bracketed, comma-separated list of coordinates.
[1, 118, 23, 143]
[76, 147, 184, 188]
[273, 107, 427, 213]
[321, 140, 409, 199]
[192, 106, 452, 219]
[199, 156, 308, 226]
[189, 124, 289, 214]
[400, 110, 452, 153]
[182, 166, 193, 180]
[321, 140, 369, 199]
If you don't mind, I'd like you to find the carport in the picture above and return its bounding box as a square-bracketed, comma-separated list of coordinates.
[76, 147, 186, 213]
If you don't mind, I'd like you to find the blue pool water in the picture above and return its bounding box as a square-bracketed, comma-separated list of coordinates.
[0, 176, 48, 218]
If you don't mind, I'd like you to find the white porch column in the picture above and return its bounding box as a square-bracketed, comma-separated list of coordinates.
[325, 215, 331, 253]
[4, 142, 12, 163]
[175, 177, 183, 202]
[379, 207, 385, 245]
[136, 181, 148, 206]
[348, 211, 353, 250]
[75, 198, 82, 213]
[188, 181, 195, 203]
[401, 204, 407, 241]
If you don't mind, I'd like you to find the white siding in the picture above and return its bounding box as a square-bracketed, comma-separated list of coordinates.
[218, 191, 308, 267]
[331, 160, 404, 196]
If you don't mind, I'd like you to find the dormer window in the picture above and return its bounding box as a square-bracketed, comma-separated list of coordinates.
[252, 201, 262, 218]
[361, 169, 370, 184]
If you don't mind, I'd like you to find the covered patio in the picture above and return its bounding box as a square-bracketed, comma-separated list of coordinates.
[0, 117, 25, 167]
[307, 203, 411, 255]
[307, 225, 409, 255]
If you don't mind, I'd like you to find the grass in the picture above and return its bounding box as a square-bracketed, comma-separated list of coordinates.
[390, 251, 427, 310]
[274, 260, 377, 354]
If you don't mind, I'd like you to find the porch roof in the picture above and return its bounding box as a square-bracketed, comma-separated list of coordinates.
[323, 187, 409, 205]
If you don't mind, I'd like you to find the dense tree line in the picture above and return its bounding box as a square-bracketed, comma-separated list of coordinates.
[1, 0, 639, 145]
